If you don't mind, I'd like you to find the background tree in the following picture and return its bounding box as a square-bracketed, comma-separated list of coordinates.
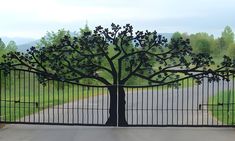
[0, 38, 6, 62]
[79, 23, 91, 36]
[216, 37, 226, 56]
[0, 38, 6, 58]
[227, 43, 235, 60]
[36, 29, 73, 48]
[0, 39, 17, 62]
[189, 32, 216, 54]
[171, 32, 182, 40]
[0, 38, 6, 49]
[6, 41, 17, 52]
[2, 24, 233, 126]
[221, 26, 234, 48]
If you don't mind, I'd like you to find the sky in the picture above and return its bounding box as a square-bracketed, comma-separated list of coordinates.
[0, 0, 234, 39]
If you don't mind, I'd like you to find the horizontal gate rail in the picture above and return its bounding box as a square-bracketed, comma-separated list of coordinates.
[199, 103, 235, 110]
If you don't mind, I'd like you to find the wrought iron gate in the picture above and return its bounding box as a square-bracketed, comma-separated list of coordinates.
[1, 69, 235, 127]
[0, 69, 111, 126]
[124, 77, 235, 127]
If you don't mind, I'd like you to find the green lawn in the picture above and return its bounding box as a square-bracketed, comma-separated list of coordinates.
[209, 90, 235, 125]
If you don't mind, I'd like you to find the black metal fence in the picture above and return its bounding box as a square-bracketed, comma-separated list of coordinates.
[1, 69, 235, 127]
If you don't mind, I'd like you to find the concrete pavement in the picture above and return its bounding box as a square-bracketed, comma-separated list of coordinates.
[0, 125, 235, 141]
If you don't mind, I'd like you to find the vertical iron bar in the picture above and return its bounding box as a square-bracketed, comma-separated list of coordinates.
[222, 78, 224, 125]
[166, 85, 169, 125]
[28, 71, 30, 123]
[131, 88, 134, 125]
[77, 85, 80, 124]
[87, 86, 89, 124]
[48, 80, 50, 123]
[23, 71, 26, 122]
[197, 80, 199, 126]
[217, 78, 219, 126]
[192, 79, 194, 125]
[9, 70, 12, 122]
[4, 71, 6, 122]
[62, 82, 64, 124]
[43, 80, 45, 123]
[182, 80, 184, 125]
[232, 74, 234, 125]
[147, 87, 149, 125]
[19, 71, 21, 122]
[102, 87, 104, 124]
[106, 87, 109, 123]
[57, 81, 60, 123]
[207, 78, 209, 125]
[187, 78, 189, 125]
[177, 83, 179, 125]
[227, 76, 230, 124]
[212, 80, 215, 125]
[172, 84, 174, 125]
[67, 83, 69, 124]
[151, 86, 154, 125]
[162, 85, 164, 125]
[82, 86, 84, 124]
[156, 86, 159, 125]
[92, 87, 94, 124]
[97, 87, 99, 124]
[53, 80, 55, 124]
[127, 87, 129, 124]
[202, 75, 204, 125]
[141, 87, 144, 125]
[137, 87, 138, 124]
[72, 83, 74, 124]
[33, 73, 36, 123]
[38, 74, 40, 123]
[14, 70, 16, 122]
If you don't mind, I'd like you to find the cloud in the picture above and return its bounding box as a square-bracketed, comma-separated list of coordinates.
[0, 0, 235, 38]
[0, 0, 206, 23]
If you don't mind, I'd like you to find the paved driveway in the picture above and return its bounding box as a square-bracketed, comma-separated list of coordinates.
[0, 125, 235, 141]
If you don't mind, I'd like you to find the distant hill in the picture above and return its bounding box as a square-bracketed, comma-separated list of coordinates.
[160, 33, 173, 41]
[2, 33, 173, 52]
[0, 36, 38, 52]
[1, 36, 36, 45]
[17, 40, 39, 52]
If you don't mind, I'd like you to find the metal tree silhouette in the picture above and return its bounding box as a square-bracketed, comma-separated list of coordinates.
[2, 23, 234, 126]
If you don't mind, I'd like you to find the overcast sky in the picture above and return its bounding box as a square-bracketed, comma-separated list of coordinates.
[0, 0, 234, 38]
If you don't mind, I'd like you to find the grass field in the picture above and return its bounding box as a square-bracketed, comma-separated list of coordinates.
[209, 90, 235, 125]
